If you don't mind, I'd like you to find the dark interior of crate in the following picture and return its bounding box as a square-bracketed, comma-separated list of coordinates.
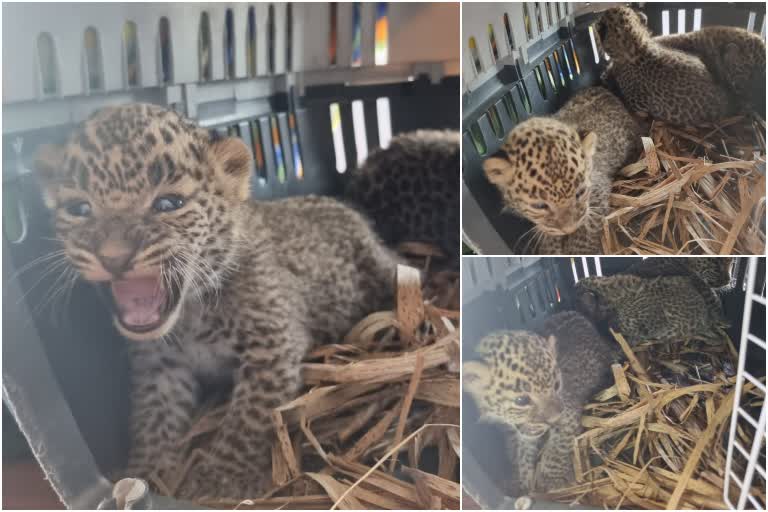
[461, 257, 766, 508]
[1, 75, 459, 480]
[461, 3, 766, 253]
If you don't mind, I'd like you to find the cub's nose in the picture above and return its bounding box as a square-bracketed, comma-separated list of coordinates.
[97, 238, 136, 276]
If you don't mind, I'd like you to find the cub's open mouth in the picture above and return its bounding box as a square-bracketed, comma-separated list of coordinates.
[104, 274, 182, 335]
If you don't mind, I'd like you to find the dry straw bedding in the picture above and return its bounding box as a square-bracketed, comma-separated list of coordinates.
[545, 330, 766, 510]
[604, 114, 766, 255]
[157, 244, 460, 510]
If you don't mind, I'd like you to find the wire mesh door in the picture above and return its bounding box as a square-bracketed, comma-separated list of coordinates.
[724, 256, 767, 510]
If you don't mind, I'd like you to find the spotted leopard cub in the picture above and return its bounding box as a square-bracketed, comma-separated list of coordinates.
[654, 27, 766, 114]
[345, 130, 460, 266]
[34, 103, 400, 500]
[463, 312, 616, 493]
[597, 6, 735, 125]
[575, 269, 729, 347]
[483, 87, 641, 254]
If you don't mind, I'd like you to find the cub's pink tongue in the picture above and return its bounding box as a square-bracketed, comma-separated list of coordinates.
[111, 277, 166, 328]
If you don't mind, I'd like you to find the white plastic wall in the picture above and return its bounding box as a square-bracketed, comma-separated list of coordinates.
[2, 2, 459, 104]
[461, 2, 572, 92]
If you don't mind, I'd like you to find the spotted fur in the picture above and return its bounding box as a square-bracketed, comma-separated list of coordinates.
[463, 312, 616, 493]
[575, 266, 730, 347]
[654, 26, 766, 115]
[597, 6, 735, 125]
[345, 130, 460, 266]
[483, 87, 641, 254]
[34, 103, 400, 499]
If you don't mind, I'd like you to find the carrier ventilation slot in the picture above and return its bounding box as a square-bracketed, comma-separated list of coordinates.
[543, 57, 557, 93]
[270, 116, 286, 183]
[352, 99, 369, 166]
[488, 24, 499, 63]
[267, 5, 275, 73]
[677, 9, 686, 33]
[225, 9, 235, 79]
[560, 45, 573, 80]
[84, 27, 104, 92]
[249, 120, 268, 185]
[569, 39, 581, 75]
[517, 83, 532, 113]
[286, 3, 293, 71]
[330, 103, 347, 173]
[376, 97, 392, 149]
[534, 2, 544, 32]
[375, 2, 389, 66]
[747, 11, 757, 32]
[329, 3, 338, 66]
[523, 3, 533, 40]
[199, 12, 212, 80]
[158, 18, 173, 84]
[288, 113, 303, 179]
[487, 104, 503, 139]
[351, 2, 362, 67]
[247, 8, 256, 77]
[661, 10, 670, 35]
[693, 8, 702, 31]
[37, 32, 59, 96]
[123, 21, 141, 86]
[502, 91, 518, 124]
[468, 122, 487, 156]
[555, 3, 562, 20]
[503, 13, 515, 52]
[545, 3, 553, 27]
[588, 24, 600, 64]
[534, 65, 547, 99]
[468, 37, 483, 75]
[552, 50, 566, 87]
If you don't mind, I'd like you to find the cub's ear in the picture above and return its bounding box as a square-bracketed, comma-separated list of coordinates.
[463, 361, 491, 397]
[210, 136, 253, 201]
[482, 157, 510, 186]
[33, 144, 66, 209]
[636, 11, 648, 25]
[580, 131, 597, 159]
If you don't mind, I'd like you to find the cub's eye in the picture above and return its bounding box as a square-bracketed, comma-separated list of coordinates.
[531, 202, 549, 210]
[152, 195, 185, 213]
[554, 380, 561, 392]
[514, 395, 531, 407]
[64, 201, 92, 217]
[575, 187, 587, 199]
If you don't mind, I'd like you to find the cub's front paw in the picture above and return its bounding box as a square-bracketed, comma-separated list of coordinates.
[176, 461, 268, 502]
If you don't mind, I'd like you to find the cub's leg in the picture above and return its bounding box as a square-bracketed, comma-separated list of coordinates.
[178, 322, 311, 499]
[507, 429, 542, 495]
[534, 406, 581, 491]
[124, 355, 200, 484]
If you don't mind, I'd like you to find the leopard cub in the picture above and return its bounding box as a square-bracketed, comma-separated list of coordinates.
[483, 86, 641, 254]
[654, 27, 766, 114]
[463, 312, 616, 494]
[575, 270, 729, 347]
[345, 130, 460, 265]
[597, 6, 735, 125]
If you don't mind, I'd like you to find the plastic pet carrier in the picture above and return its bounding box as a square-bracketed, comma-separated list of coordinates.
[1, 2, 459, 508]
[460, 2, 767, 254]
[462, 256, 767, 510]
